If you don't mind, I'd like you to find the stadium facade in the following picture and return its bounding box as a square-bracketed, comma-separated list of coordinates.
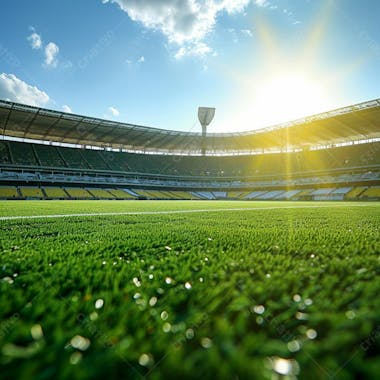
[0, 98, 379, 201]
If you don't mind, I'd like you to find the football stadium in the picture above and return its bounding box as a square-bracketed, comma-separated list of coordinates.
[1, 1, 380, 380]
[0, 98, 379, 201]
[1, 98, 380, 380]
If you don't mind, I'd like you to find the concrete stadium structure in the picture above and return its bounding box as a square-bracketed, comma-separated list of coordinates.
[0, 98, 379, 201]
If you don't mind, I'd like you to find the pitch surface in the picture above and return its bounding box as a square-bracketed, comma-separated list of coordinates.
[0, 201, 379, 379]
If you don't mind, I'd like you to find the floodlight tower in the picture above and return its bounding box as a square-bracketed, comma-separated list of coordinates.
[198, 107, 215, 156]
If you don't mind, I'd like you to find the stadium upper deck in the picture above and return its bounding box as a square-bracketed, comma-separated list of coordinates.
[1, 98, 379, 154]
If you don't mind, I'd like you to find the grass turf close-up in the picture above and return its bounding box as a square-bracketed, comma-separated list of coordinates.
[0, 200, 379, 379]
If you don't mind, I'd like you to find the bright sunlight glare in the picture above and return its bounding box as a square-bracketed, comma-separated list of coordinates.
[252, 71, 331, 126]
[218, 69, 337, 133]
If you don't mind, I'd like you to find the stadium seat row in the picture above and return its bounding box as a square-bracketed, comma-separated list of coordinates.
[0, 186, 379, 200]
[1, 140, 379, 178]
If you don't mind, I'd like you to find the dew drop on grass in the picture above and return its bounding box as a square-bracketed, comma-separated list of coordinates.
[139, 353, 153, 367]
[306, 329, 317, 339]
[253, 305, 265, 314]
[95, 299, 104, 309]
[200, 337, 212, 348]
[2, 276, 14, 284]
[186, 329, 194, 339]
[70, 352, 82, 365]
[304, 298, 313, 306]
[90, 312, 98, 321]
[346, 310, 356, 319]
[31, 324, 44, 340]
[265, 273, 271, 278]
[271, 357, 299, 376]
[160, 311, 168, 320]
[165, 277, 173, 284]
[149, 297, 157, 307]
[287, 340, 301, 352]
[165, 246, 172, 251]
[296, 312, 308, 320]
[162, 322, 171, 333]
[185, 282, 192, 289]
[70, 335, 91, 351]
[148, 274, 154, 280]
[293, 294, 301, 302]
[133, 277, 141, 287]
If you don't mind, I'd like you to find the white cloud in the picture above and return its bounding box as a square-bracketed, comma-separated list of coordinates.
[0, 73, 49, 107]
[62, 105, 72, 113]
[104, 0, 251, 57]
[255, 0, 269, 7]
[27, 31, 42, 49]
[108, 106, 120, 117]
[174, 41, 212, 59]
[138, 55, 145, 63]
[27, 28, 63, 69]
[44, 42, 59, 67]
[241, 29, 253, 37]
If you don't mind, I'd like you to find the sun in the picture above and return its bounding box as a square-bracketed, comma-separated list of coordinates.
[221, 66, 336, 132]
[215, 2, 356, 132]
[250, 69, 330, 127]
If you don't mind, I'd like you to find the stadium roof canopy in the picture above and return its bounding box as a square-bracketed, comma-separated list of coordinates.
[0, 98, 379, 154]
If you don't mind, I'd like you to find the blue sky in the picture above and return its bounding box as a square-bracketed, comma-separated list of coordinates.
[0, 0, 379, 133]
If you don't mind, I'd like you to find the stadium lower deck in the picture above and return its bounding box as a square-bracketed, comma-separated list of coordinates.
[1, 185, 380, 201]
[0, 139, 380, 201]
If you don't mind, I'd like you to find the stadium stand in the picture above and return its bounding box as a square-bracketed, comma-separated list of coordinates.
[291, 189, 314, 200]
[102, 151, 130, 172]
[0, 186, 20, 199]
[274, 190, 301, 200]
[1, 139, 379, 178]
[245, 191, 267, 199]
[58, 147, 89, 169]
[33, 144, 66, 167]
[0, 98, 379, 200]
[345, 187, 368, 199]
[107, 189, 136, 199]
[9, 142, 38, 166]
[65, 188, 94, 199]
[44, 187, 69, 199]
[83, 150, 110, 170]
[87, 188, 115, 199]
[256, 190, 285, 200]
[360, 186, 380, 199]
[170, 191, 201, 200]
[20, 187, 44, 199]
[0, 141, 11, 163]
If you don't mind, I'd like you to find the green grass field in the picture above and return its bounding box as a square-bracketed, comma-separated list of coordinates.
[0, 200, 379, 379]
